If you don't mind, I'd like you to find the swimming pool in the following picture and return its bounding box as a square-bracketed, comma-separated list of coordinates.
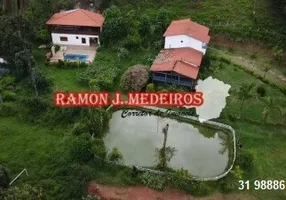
[64, 54, 89, 62]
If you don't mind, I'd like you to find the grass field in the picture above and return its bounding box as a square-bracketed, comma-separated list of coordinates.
[0, 117, 67, 181]
[115, 0, 285, 38]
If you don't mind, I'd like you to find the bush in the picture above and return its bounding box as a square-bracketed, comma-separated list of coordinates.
[108, 147, 123, 163]
[219, 57, 231, 64]
[0, 165, 10, 189]
[160, 89, 169, 92]
[256, 85, 266, 97]
[219, 166, 243, 193]
[0, 76, 15, 91]
[139, 171, 166, 191]
[117, 47, 129, 60]
[190, 181, 216, 196]
[228, 113, 237, 122]
[120, 65, 149, 92]
[2, 91, 16, 101]
[69, 134, 94, 163]
[78, 63, 118, 91]
[146, 83, 155, 92]
[235, 150, 254, 170]
[55, 45, 60, 52]
[0, 102, 18, 116]
[92, 138, 107, 159]
[71, 122, 88, 136]
[0, 184, 45, 199]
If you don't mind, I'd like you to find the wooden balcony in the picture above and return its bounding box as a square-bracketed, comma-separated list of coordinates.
[51, 26, 100, 36]
[151, 73, 194, 87]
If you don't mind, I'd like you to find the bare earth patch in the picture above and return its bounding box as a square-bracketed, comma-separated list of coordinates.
[88, 182, 255, 200]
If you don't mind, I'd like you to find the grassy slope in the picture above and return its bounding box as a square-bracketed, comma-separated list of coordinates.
[236, 122, 286, 200]
[115, 0, 284, 34]
[0, 117, 67, 181]
[212, 58, 286, 199]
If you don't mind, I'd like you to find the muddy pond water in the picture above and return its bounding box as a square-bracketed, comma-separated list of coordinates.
[103, 110, 231, 178]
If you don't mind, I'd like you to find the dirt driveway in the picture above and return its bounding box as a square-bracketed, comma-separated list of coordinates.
[88, 182, 255, 200]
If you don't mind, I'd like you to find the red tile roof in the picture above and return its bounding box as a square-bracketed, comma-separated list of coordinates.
[46, 9, 104, 27]
[150, 48, 203, 79]
[163, 19, 210, 43]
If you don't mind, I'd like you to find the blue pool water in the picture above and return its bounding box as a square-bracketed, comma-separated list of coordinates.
[64, 54, 89, 62]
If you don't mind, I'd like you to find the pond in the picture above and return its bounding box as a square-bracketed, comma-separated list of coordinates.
[103, 110, 231, 178]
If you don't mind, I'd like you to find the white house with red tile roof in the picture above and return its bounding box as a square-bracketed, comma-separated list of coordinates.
[163, 19, 210, 54]
[150, 19, 210, 88]
[46, 9, 104, 46]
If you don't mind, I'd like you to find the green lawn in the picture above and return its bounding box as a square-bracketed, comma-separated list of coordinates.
[0, 117, 67, 181]
[116, 0, 285, 37]
[235, 122, 286, 200]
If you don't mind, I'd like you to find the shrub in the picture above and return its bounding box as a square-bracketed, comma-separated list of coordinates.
[168, 168, 192, 192]
[108, 147, 123, 163]
[146, 83, 155, 92]
[82, 195, 102, 200]
[256, 85, 266, 97]
[2, 91, 16, 101]
[235, 149, 254, 170]
[69, 134, 94, 163]
[139, 171, 166, 191]
[117, 47, 130, 60]
[160, 89, 169, 92]
[219, 166, 243, 193]
[190, 181, 216, 196]
[0, 76, 15, 91]
[78, 63, 118, 91]
[55, 45, 60, 52]
[219, 175, 237, 193]
[92, 138, 107, 159]
[123, 32, 142, 50]
[72, 122, 88, 136]
[120, 65, 149, 92]
[0, 184, 45, 199]
[219, 57, 231, 64]
[228, 113, 237, 122]
[38, 28, 50, 42]
[0, 102, 18, 116]
[0, 165, 10, 189]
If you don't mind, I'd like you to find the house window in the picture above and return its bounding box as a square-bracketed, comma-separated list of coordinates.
[82, 38, 86, 44]
[60, 37, 68, 42]
[76, 36, 79, 39]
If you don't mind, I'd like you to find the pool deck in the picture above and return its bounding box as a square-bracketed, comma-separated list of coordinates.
[49, 44, 97, 64]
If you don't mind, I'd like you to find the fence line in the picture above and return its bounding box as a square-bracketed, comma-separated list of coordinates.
[103, 106, 236, 181]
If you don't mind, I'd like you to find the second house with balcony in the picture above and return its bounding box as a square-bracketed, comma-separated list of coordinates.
[150, 19, 210, 88]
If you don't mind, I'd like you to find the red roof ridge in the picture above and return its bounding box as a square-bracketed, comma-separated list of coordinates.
[80, 9, 100, 25]
[180, 59, 198, 67]
[46, 8, 104, 27]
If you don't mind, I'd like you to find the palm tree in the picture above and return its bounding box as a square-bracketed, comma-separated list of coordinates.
[237, 83, 255, 119]
[155, 123, 176, 170]
[262, 97, 283, 123]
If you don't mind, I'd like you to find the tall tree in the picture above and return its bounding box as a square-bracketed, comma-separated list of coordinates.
[155, 124, 176, 170]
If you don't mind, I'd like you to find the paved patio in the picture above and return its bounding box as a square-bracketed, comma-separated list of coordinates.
[49, 44, 97, 64]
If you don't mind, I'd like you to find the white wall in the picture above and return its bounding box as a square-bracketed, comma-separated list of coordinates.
[51, 33, 99, 46]
[164, 35, 207, 54]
